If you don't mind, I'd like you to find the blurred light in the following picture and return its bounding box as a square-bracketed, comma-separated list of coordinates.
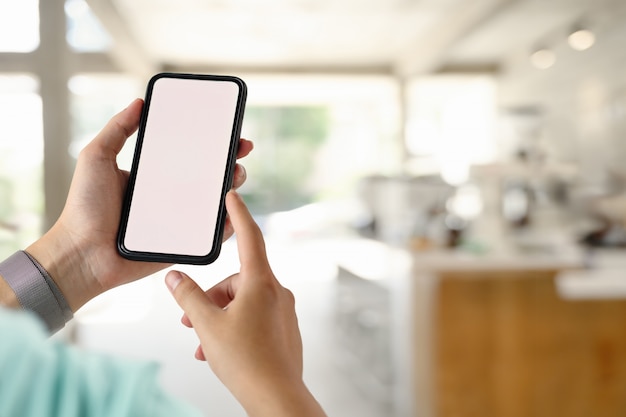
[65, 0, 111, 52]
[405, 76, 496, 183]
[0, 75, 39, 94]
[0, 0, 39, 52]
[446, 184, 484, 220]
[64, 0, 89, 18]
[530, 48, 556, 69]
[68, 75, 98, 96]
[441, 158, 470, 185]
[568, 28, 595, 51]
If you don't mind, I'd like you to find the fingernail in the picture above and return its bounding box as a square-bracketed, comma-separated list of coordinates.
[127, 98, 141, 109]
[165, 271, 183, 292]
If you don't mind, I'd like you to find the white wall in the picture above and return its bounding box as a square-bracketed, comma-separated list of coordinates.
[497, 1, 626, 186]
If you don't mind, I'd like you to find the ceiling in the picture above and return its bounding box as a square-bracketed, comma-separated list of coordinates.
[87, 0, 617, 77]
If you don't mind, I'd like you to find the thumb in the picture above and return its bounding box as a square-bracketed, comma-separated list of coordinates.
[91, 98, 143, 156]
[165, 270, 217, 323]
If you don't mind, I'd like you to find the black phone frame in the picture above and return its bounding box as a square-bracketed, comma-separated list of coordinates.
[116, 72, 247, 265]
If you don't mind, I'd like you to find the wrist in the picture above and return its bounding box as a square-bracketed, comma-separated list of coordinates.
[0, 273, 20, 308]
[26, 224, 103, 313]
[237, 378, 326, 417]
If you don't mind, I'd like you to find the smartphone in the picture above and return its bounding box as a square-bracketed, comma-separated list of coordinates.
[117, 73, 247, 265]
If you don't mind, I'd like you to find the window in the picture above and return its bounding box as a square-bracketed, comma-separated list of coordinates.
[65, 0, 112, 52]
[0, 0, 40, 52]
[0, 75, 43, 257]
[405, 75, 497, 185]
[68, 74, 141, 165]
[240, 75, 401, 216]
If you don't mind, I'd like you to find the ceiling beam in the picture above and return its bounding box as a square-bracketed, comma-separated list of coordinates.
[394, 0, 519, 77]
[161, 62, 395, 76]
[84, 0, 158, 78]
[435, 62, 501, 74]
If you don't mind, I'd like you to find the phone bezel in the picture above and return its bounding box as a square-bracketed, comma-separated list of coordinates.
[116, 72, 247, 265]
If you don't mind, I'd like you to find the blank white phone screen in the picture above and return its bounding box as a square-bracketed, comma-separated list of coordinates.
[123, 77, 240, 256]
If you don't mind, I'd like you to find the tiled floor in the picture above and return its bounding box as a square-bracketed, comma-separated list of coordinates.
[74, 238, 391, 417]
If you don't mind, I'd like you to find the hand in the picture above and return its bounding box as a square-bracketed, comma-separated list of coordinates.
[166, 191, 326, 417]
[26, 99, 254, 312]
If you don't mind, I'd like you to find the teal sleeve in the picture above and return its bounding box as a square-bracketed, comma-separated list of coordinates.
[0, 307, 203, 417]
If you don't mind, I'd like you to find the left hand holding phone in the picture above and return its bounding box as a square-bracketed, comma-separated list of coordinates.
[24, 98, 253, 312]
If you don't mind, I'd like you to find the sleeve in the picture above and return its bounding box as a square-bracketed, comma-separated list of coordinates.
[0, 307, 203, 417]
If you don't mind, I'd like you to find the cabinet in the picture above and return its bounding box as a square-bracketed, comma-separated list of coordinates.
[430, 268, 626, 417]
[334, 266, 393, 410]
[333, 239, 626, 417]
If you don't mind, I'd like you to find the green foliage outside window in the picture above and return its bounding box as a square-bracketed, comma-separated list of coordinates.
[242, 106, 329, 214]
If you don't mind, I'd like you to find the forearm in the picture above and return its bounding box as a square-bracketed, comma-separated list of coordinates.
[237, 380, 327, 417]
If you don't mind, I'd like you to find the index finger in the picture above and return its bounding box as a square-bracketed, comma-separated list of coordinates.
[225, 191, 271, 274]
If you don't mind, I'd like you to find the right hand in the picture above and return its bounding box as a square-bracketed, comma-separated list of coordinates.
[165, 191, 326, 417]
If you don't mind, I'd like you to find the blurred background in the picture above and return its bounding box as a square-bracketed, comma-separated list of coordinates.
[2, 0, 626, 416]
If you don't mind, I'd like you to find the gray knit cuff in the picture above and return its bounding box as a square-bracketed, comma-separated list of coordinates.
[0, 251, 73, 333]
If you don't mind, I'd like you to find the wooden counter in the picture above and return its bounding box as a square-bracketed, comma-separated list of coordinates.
[333, 239, 626, 417]
[431, 268, 626, 417]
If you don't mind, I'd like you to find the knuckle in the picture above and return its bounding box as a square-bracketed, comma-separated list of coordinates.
[77, 145, 94, 161]
[283, 287, 296, 306]
[175, 279, 200, 301]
